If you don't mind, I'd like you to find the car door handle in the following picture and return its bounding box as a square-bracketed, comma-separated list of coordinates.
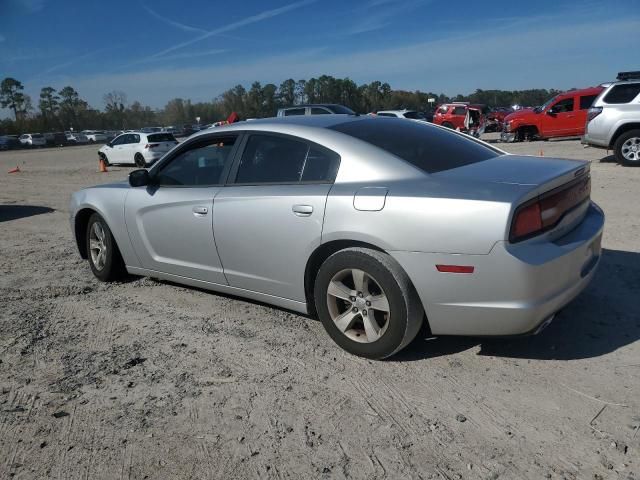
[192, 206, 208, 216]
[292, 204, 313, 216]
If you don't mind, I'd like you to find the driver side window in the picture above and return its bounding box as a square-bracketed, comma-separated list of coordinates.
[550, 98, 575, 113]
[155, 136, 237, 187]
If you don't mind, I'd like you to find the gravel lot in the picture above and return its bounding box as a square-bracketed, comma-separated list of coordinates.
[1, 135, 639, 480]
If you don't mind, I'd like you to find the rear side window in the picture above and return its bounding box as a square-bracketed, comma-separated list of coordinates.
[452, 106, 466, 115]
[579, 95, 598, 110]
[330, 118, 499, 174]
[234, 134, 339, 184]
[603, 84, 640, 104]
[284, 108, 306, 116]
[310, 107, 331, 115]
[156, 136, 236, 186]
[148, 133, 176, 142]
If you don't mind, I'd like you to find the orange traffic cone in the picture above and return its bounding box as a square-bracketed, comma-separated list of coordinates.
[539, 149, 544, 157]
[99, 157, 108, 173]
[8, 166, 20, 174]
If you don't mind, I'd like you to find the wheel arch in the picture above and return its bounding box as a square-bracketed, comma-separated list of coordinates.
[610, 123, 640, 148]
[304, 240, 430, 335]
[74, 207, 125, 262]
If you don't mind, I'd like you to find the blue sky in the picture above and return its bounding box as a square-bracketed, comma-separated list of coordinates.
[0, 0, 639, 112]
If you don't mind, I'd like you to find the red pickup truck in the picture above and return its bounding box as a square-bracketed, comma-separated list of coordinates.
[433, 103, 485, 136]
[501, 86, 604, 142]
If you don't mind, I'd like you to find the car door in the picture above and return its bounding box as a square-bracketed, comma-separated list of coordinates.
[124, 134, 239, 284]
[213, 133, 340, 301]
[541, 96, 576, 136]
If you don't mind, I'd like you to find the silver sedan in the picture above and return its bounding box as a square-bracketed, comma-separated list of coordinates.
[70, 115, 604, 359]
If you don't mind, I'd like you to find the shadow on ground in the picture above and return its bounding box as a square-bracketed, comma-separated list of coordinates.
[0, 205, 54, 222]
[396, 248, 640, 362]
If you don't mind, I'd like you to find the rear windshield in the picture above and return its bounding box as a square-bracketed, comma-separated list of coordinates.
[329, 118, 499, 173]
[402, 111, 424, 119]
[328, 105, 355, 114]
[148, 133, 176, 142]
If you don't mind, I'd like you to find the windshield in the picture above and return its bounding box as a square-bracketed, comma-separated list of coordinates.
[534, 95, 558, 113]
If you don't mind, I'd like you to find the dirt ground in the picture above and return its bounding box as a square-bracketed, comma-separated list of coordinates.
[0, 134, 638, 480]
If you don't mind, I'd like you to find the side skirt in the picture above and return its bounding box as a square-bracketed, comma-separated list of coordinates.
[126, 266, 309, 314]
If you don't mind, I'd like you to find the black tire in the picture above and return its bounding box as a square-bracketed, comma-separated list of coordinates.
[134, 153, 146, 167]
[86, 213, 126, 282]
[442, 122, 454, 129]
[314, 248, 423, 359]
[614, 129, 640, 167]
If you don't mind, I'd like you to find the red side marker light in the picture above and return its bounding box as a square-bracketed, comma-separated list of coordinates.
[436, 265, 475, 274]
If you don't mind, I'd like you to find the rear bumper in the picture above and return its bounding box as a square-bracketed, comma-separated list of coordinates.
[391, 202, 604, 336]
[582, 132, 609, 148]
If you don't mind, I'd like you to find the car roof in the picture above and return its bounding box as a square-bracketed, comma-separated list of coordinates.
[556, 86, 604, 97]
[193, 114, 362, 136]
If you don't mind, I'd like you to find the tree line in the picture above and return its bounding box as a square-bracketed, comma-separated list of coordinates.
[0, 75, 564, 134]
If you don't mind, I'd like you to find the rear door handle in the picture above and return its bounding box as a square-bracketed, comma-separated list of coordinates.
[292, 204, 313, 216]
[192, 206, 208, 216]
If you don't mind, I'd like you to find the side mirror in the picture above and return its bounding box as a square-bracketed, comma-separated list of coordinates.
[129, 169, 151, 187]
[546, 109, 557, 116]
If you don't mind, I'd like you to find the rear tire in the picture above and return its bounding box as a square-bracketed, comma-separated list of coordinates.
[314, 248, 423, 359]
[442, 122, 454, 129]
[86, 213, 126, 282]
[134, 153, 146, 167]
[614, 129, 640, 167]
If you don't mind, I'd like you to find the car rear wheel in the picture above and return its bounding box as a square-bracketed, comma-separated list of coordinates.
[134, 153, 146, 167]
[314, 248, 423, 359]
[442, 122, 454, 129]
[86, 213, 126, 281]
[614, 129, 640, 167]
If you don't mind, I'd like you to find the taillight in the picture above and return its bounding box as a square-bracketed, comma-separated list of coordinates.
[511, 203, 542, 240]
[510, 176, 591, 243]
[587, 107, 603, 122]
[145, 143, 159, 149]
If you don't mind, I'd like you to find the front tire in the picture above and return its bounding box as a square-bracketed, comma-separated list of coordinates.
[99, 152, 110, 166]
[614, 129, 640, 167]
[314, 248, 423, 359]
[86, 213, 126, 281]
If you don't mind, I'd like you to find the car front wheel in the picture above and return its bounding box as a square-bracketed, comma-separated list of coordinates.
[314, 247, 423, 359]
[86, 213, 126, 281]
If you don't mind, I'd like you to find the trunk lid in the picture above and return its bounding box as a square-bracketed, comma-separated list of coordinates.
[433, 154, 591, 241]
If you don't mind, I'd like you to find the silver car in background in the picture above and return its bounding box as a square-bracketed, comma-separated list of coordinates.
[70, 116, 604, 359]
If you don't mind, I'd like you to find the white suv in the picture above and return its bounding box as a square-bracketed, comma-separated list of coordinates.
[99, 132, 178, 167]
[19, 133, 46, 148]
[583, 71, 640, 166]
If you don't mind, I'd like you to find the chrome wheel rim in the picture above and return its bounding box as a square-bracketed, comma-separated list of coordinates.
[621, 137, 640, 162]
[326, 269, 390, 343]
[89, 222, 107, 271]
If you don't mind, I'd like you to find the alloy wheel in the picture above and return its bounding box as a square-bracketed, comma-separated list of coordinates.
[89, 222, 107, 271]
[326, 268, 390, 343]
[621, 137, 640, 162]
